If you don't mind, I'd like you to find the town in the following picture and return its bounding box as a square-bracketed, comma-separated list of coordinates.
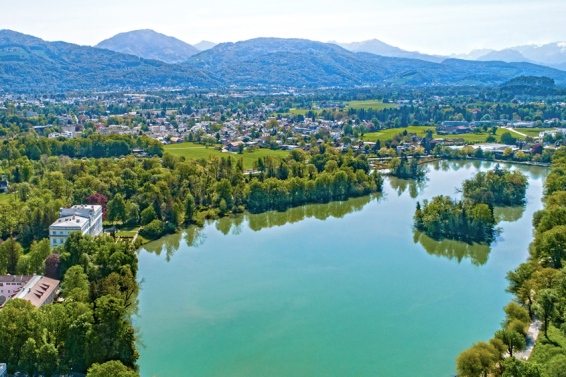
[1, 90, 566, 164]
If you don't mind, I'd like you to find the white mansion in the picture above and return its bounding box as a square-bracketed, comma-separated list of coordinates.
[49, 205, 103, 247]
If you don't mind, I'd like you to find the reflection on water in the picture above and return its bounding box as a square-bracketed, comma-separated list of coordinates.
[493, 206, 526, 223]
[139, 160, 545, 266]
[142, 226, 206, 261]
[142, 194, 381, 258]
[413, 230, 491, 266]
[429, 159, 547, 180]
[388, 177, 427, 198]
[136, 159, 548, 377]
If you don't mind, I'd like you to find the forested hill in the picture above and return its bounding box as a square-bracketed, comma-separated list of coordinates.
[96, 29, 200, 64]
[0, 30, 219, 91]
[2, 31, 566, 91]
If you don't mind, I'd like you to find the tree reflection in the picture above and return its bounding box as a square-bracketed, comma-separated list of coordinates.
[246, 194, 379, 231]
[493, 206, 526, 223]
[388, 177, 427, 198]
[141, 195, 380, 258]
[413, 230, 491, 266]
[429, 159, 548, 181]
[141, 226, 206, 259]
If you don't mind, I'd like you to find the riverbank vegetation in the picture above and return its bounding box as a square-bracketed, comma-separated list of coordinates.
[414, 196, 496, 243]
[462, 165, 529, 206]
[414, 166, 528, 244]
[0, 143, 382, 245]
[388, 155, 427, 180]
[456, 147, 566, 377]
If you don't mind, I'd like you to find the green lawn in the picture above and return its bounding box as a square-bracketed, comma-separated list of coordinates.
[116, 230, 139, 237]
[164, 142, 289, 169]
[346, 100, 398, 111]
[362, 126, 524, 143]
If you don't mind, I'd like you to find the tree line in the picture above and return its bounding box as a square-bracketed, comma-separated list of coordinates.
[456, 148, 566, 377]
[0, 134, 163, 163]
[0, 145, 382, 245]
[389, 155, 427, 180]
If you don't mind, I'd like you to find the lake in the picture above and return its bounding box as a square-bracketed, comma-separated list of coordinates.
[135, 160, 548, 377]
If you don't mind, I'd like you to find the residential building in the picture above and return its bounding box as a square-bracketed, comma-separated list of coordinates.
[436, 121, 473, 135]
[0, 275, 60, 309]
[0, 275, 31, 307]
[511, 121, 536, 128]
[49, 205, 103, 247]
[0, 177, 8, 193]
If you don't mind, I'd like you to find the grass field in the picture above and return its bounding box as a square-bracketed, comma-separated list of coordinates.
[288, 108, 322, 115]
[288, 100, 396, 115]
[508, 127, 555, 138]
[164, 142, 289, 169]
[346, 100, 398, 111]
[116, 226, 140, 238]
[363, 126, 524, 143]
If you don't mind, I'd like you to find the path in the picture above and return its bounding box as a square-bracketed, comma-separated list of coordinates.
[502, 127, 528, 137]
[131, 228, 141, 245]
[513, 318, 542, 360]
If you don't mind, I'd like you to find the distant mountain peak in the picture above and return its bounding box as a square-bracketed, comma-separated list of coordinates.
[477, 49, 531, 63]
[96, 29, 200, 64]
[338, 39, 445, 63]
[194, 41, 217, 51]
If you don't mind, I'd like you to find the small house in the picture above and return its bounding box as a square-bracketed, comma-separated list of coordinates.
[0, 177, 8, 193]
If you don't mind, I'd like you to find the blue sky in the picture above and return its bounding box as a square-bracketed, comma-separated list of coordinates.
[3, 0, 566, 54]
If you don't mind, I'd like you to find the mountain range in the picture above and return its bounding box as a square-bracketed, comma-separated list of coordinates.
[92, 29, 566, 71]
[0, 30, 218, 90]
[2, 29, 566, 91]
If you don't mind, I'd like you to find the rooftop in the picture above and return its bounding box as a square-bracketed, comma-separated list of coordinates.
[70, 204, 101, 211]
[12, 276, 60, 308]
[50, 216, 89, 228]
[0, 275, 33, 283]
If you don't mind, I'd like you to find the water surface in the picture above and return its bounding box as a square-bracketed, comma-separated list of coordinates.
[136, 161, 547, 377]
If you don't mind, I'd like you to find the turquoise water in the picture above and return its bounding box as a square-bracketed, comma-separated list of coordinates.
[136, 161, 548, 377]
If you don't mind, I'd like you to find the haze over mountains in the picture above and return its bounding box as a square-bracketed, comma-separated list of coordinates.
[193, 41, 217, 51]
[93, 29, 566, 71]
[2, 29, 566, 91]
[336, 39, 444, 63]
[452, 42, 566, 69]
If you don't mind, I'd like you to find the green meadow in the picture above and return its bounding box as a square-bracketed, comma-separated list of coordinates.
[346, 100, 398, 111]
[164, 143, 289, 169]
[363, 126, 524, 143]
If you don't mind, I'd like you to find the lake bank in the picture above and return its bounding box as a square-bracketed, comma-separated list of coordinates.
[135, 160, 548, 377]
